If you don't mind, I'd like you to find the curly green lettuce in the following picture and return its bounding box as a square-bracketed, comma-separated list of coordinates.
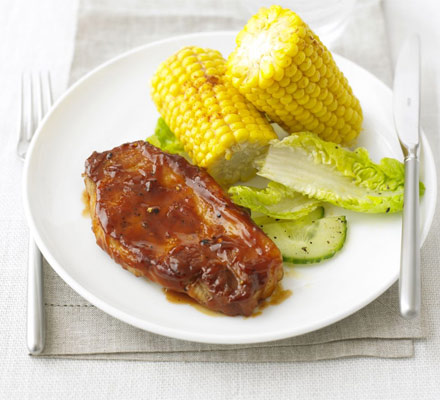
[256, 132, 424, 213]
[228, 182, 321, 220]
[147, 118, 189, 160]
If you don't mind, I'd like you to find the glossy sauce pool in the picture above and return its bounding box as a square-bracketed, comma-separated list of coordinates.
[250, 283, 292, 317]
[163, 289, 223, 317]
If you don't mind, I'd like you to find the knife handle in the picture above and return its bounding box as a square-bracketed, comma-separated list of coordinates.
[399, 154, 421, 319]
[27, 236, 45, 354]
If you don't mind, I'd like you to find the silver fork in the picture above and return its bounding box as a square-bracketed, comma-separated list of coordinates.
[17, 72, 53, 355]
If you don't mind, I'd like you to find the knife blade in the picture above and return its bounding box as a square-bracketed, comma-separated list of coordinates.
[393, 34, 421, 319]
[394, 35, 421, 150]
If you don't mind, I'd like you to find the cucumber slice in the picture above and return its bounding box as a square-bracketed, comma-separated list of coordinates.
[253, 206, 324, 226]
[260, 215, 347, 264]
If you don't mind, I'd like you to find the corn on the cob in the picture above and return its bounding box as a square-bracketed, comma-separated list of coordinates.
[151, 46, 277, 185]
[225, 5, 363, 145]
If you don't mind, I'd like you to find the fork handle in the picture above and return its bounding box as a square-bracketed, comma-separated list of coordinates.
[27, 236, 45, 354]
[399, 154, 421, 319]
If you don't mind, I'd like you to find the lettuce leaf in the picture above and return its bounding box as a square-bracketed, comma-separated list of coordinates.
[256, 132, 423, 213]
[147, 118, 189, 160]
[228, 182, 322, 220]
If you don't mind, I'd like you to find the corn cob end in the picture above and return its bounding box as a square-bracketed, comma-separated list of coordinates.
[226, 5, 363, 146]
[151, 46, 277, 185]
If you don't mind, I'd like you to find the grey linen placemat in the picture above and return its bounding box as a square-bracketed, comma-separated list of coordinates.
[37, 0, 429, 361]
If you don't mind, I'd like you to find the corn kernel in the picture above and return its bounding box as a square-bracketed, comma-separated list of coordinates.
[234, 128, 249, 142]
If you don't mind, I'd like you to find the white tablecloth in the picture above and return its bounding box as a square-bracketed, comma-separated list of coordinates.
[1, 0, 439, 398]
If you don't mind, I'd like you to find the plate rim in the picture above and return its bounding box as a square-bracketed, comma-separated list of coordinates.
[23, 31, 437, 344]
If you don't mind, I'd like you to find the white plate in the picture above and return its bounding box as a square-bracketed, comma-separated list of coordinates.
[24, 32, 437, 344]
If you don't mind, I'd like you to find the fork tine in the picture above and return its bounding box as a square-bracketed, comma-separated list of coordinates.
[40, 71, 53, 117]
[26, 73, 35, 141]
[19, 74, 27, 144]
[47, 71, 53, 108]
[36, 72, 44, 125]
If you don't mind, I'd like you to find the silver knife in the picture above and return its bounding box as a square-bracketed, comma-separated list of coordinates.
[393, 34, 421, 319]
